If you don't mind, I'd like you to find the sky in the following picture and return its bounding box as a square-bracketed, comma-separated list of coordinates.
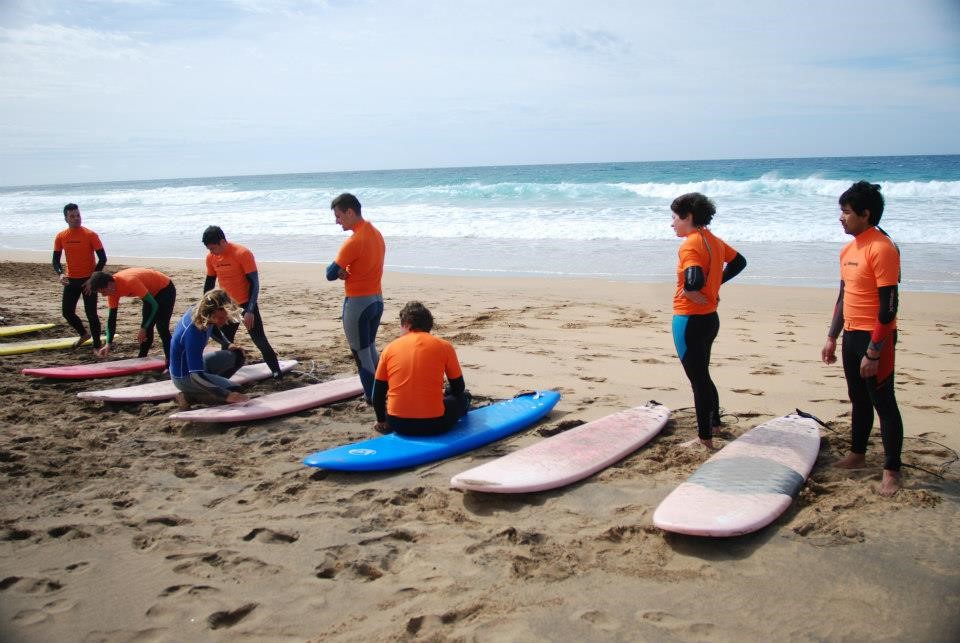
[1, 0, 959, 186]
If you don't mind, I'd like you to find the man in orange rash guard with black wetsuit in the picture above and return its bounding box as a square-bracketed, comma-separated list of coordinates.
[86, 268, 177, 364]
[201, 225, 283, 380]
[52, 203, 106, 350]
[821, 180, 904, 497]
[371, 301, 470, 436]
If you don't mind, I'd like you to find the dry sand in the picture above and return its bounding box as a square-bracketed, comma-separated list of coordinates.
[0, 251, 958, 642]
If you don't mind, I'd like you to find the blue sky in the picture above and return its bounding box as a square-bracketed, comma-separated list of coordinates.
[1, 0, 958, 185]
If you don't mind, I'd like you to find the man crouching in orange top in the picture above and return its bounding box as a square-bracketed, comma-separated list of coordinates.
[371, 301, 471, 436]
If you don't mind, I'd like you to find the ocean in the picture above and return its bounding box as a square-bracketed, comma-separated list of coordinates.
[2, 155, 959, 292]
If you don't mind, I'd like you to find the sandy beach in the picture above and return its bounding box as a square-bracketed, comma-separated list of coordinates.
[1, 251, 958, 642]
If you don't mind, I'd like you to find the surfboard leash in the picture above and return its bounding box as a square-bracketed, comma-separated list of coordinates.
[795, 409, 957, 479]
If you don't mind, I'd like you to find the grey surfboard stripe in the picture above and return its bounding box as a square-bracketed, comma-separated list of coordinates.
[686, 456, 806, 497]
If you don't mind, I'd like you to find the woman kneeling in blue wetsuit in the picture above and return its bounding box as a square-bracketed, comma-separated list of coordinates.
[170, 289, 250, 410]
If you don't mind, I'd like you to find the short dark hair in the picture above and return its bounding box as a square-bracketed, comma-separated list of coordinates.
[202, 225, 226, 245]
[331, 193, 362, 216]
[399, 301, 433, 332]
[670, 193, 716, 226]
[63, 203, 79, 217]
[839, 181, 884, 225]
[85, 271, 114, 292]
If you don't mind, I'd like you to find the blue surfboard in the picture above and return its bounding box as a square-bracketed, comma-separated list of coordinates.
[303, 390, 561, 471]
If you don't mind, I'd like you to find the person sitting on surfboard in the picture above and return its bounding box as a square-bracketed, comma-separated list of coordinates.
[371, 301, 471, 436]
[86, 268, 177, 364]
[53, 203, 106, 351]
[820, 181, 904, 496]
[325, 193, 385, 403]
[201, 225, 283, 380]
[169, 289, 249, 410]
[669, 193, 747, 449]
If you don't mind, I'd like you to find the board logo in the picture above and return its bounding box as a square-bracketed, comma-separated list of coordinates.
[348, 448, 377, 456]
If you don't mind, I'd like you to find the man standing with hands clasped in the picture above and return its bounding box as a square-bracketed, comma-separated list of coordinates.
[821, 181, 904, 496]
[201, 226, 283, 380]
[326, 193, 385, 402]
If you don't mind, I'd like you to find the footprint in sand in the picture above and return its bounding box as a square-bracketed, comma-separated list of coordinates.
[731, 388, 765, 396]
[576, 609, 621, 632]
[208, 602, 258, 630]
[241, 528, 299, 544]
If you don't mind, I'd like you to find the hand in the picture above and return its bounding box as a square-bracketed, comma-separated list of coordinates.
[338, 268, 348, 280]
[225, 391, 249, 404]
[58, 274, 69, 286]
[95, 344, 111, 358]
[821, 337, 837, 365]
[243, 311, 254, 331]
[227, 343, 243, 353]
[682, 289, 708, 305]
[374, 421, 390, 434]
[136, 328, 147, 343]
[860, 355, 879, 379]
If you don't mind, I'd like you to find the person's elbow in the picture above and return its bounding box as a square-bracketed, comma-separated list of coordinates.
[325, 262, 341, 281]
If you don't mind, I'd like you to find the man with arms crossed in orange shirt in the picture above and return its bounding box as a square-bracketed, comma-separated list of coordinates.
[53, 203, 106, 350]
[201, 226, 283, 380]
[326, 193, 385, 402]
[821, 181, 904, 496]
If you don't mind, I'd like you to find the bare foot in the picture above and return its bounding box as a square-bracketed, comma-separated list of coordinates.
[833, 453, 867, 469]
[174, 392, 191, 411]
[681, 437, 717, 450]
[73, 332, 91, 348]
[879, 470, 902, 496]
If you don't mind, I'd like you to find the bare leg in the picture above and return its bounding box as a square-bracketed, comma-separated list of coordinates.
[879, 469, 902, 496]
[834, 452, 867, 469]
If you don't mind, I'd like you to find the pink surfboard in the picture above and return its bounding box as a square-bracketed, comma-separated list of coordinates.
[653, 414, 821, 537]
[168, 376, 363, 423]
[76, 360, 298, 402]
[450, 402, 670, 493]
[22, 356, 167, 379]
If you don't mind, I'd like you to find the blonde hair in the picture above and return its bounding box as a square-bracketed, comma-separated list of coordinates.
[192, 289, 239, 329]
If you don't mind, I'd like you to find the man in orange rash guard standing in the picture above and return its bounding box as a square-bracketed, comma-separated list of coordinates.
[52, 203, 106, 351]
[821, 181, 904, 496]
[326, 193, 385, 402]
[201, 225, 283, 380]
[372, 301, 470, 436]
[86, 268, 177, 364]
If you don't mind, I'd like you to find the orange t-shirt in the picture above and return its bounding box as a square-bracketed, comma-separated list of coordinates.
[107, 268, 171, 309]
[673, 227, 738, 316]
[206, 242, 257, 305]
[53, 227, 103, 278]
[335, 219, 385, 297]
[840, 226, 900, 332]
[375, 331, 462, 418]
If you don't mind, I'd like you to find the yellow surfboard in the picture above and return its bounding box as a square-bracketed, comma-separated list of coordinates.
[0, 323, 56, 338]
[0, 335, 107, 356]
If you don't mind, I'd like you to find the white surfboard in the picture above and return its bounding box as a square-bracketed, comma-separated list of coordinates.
[450, 402, 669, 493]
[76, 360, 298, 402]
[168, 375, 362, 422]
[653, 413, 821, 537]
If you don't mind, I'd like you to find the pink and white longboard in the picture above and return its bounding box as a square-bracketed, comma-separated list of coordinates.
[76, 360, 298, 402]
[653, 414, 821, 537]
[22, 355, 166, 379]
[450, 402, 669, 493]
[168, 375, 363, 422]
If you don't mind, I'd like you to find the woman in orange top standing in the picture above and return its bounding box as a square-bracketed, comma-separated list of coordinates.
[86, 268, 177, 364]
[670, 193, 746, 448]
